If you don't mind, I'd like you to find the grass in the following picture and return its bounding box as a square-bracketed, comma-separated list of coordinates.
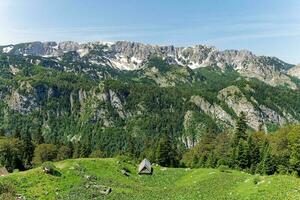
[1, 158, 300, 199]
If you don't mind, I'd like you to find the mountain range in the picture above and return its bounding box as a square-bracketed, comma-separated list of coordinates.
[0, 41, 299, 149]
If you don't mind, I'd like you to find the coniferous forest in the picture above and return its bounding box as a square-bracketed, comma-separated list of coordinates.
[0, 56, 300, 178]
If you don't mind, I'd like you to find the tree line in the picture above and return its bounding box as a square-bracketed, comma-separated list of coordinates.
[1, 112, 300, 177]
[182, 112, 300, 176]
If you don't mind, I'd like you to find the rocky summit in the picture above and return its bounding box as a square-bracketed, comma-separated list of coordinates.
[0, 41, 297, 88]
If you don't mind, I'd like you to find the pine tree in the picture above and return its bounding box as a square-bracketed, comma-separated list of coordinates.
[234, 112, 248, 144]
[156, 135, 171, 167]
[126, 134, 136, 157]
[21, 133, 34, 169]
[287, 126, 300, 175]
[247, 135, 260, 167]
[257, 141, 275, 175]
[261, 147, 275, 175]
[156, 134, 178, 167]
[235, 140, 249, 169]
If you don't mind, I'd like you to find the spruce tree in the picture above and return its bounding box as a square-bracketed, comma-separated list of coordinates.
[156, 136, 171, 167]
[236, 140, 249, 169]
[247, 136, 260, 168]
[288, 126, 300, 175]
[257, 141, 275, 175]
[21, 133, 34, 169]
[156, 134, 177, 167]
[234, 112, 248, 144]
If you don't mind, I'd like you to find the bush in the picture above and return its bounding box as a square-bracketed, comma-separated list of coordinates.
[33, 144, 57, 165]
[89, 150, 104, 158]
[116, 155, 133, 164]
[56, 146, 72, 161]
[291, 171, 299, 178]
[0, 181, 16, 199]
[277, 165, 290, 175]
[41, 162, 60, 176]
[253, 176, 261, 185]
[218, 165, 230, 172]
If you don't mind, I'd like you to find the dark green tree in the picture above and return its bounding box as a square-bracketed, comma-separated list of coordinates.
[56, 146, 72, 161]
[247, 135, 260, 170]
[21, 133, 34, 169]
[0, 138, 25, 172]
[156, 134, 178, 167]
[32, 144, 57, 165]
[257, 141, 275, 175]
[234, 112, 248, 144]
[235, 140, 249, 169]
[287, 126, 300, 175]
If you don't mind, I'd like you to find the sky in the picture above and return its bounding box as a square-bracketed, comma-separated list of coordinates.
[0, 0, 299, 64]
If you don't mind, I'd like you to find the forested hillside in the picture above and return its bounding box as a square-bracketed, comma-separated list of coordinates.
[0, 42, 300, 177]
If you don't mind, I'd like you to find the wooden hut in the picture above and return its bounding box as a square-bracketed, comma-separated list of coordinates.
[138, 159, 152, 175]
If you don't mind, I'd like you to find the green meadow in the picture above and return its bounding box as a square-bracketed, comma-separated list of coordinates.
[1, 158, 300, 200]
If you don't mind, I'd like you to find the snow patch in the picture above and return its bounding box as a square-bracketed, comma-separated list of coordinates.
[95, 41, 114, 47]
[77, 48, 89, 57]
[3, 46, 13, 53]
[130, 56, 143, 64]
[188, 62, 201, 69]
[42, 55, 53, 58]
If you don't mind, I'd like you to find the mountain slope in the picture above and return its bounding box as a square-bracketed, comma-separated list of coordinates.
[1, 158, 300, 200]
[0, 41, 300, 153]
[288, 64, 300, 79]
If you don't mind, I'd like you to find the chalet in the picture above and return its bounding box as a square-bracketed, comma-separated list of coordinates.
[138, 158, 152, 175]
[0, 167, 9, 176]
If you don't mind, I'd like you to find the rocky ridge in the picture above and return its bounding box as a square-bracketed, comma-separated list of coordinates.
[0, 41, 297, 89]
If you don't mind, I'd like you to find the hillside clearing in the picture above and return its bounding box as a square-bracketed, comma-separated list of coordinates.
[0, 158, 300, 200]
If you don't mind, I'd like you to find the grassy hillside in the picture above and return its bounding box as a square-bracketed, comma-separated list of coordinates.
[1, 158, 300, 200]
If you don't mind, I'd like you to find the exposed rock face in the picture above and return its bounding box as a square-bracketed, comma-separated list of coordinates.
[190, 96, 234, 126]
[182, 111, 197, 148]
[288, 64, 300, 79]
[0, 41, 296, 88]
[217, 86, 297, 131]
[8, 90, 37, 114]
[218, 86, 266, 130]
[108, 90, 126, 119]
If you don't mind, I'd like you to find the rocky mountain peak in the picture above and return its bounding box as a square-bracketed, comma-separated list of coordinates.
[0, 40, 298, 88]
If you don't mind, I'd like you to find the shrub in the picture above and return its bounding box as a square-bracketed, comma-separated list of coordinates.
[291, 171, 299, 178]
[0, 181, 16, 199]
[41, 162, 60, 176]
[116, 155, 133, 164]
[218, 165, 230, 172]
[89, 150, 104, 158]
[253, 176, 261, 185]
[33, 144, 57, 165]
[56, 146, 72, 161]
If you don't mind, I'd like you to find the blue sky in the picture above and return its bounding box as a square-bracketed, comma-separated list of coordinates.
[0, 0, 299, 63]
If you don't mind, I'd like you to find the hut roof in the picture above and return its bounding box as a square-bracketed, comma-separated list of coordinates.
[0, 167, 8, 176]
[138, 158, 152, 174]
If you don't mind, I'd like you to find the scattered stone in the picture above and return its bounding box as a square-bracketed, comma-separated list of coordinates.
[100, 187, 112, 195]
[42, 167, 51, 174]
[84, 175, 91, 180]
[121, 169, 130, 176]
[16, 194, 26, 200]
